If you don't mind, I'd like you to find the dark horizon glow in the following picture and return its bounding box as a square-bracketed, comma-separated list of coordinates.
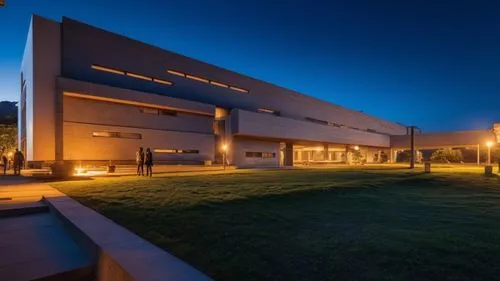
[1, 0, 499, 132]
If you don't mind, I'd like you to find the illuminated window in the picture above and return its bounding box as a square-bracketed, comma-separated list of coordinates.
[245, 152, 276, 158]
[229, 86, 248, 93]
[92, 131, 142, 139]
[159, 109, 177, 116]
[154, 149, 199, 154]
[126, 72, 152, 81]
[215, 107, 228, 118]
[262, 152, 276, 158]
[91, 65, 125, 75]
[167, 69, 186, 77]
[140, 107, 177, 116]
[178, 149, 199, 154]
[154, 149, 177, 153]
[186, 74, 209, 83]
[153, 78, 173, 85]
[210, 81, 229, 88]
[258, 108, 274, 114]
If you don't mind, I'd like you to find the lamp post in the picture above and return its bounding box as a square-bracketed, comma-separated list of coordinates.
[487, 141, 493, 165]
[221, 144, 228, 170]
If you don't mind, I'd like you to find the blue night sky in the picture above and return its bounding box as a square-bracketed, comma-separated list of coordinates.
[1, 0, 499, 132]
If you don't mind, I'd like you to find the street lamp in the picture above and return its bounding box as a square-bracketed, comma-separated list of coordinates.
[353, 145, 360, 151]
[486, 141, 493, 165]
[221, 144, 228, 170]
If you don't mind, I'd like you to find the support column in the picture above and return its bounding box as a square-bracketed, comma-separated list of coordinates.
[477, 144, 480, 165]
[323, 144, 329, 161]
[344, 145, 349, 164]
[284, 143, 294, 167]
[410, 126, 415, 169]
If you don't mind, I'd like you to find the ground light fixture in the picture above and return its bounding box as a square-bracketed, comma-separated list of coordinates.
[486, 141, 493, 165]
[221, 144, 228, 170]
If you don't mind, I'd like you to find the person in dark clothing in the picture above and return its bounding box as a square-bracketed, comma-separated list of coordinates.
[13, 149, 24, 176]
[136, 147, 145, 176]
[145, 148, 153, 177]
[2, 154, 8, 175]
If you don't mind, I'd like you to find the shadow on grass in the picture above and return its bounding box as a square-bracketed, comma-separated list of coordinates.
[70, 173, 500, 281]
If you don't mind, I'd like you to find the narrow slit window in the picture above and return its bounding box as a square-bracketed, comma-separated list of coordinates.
[154, 149, 199, 154]
[229, 86, 249, 93]
[167, 69, 186, 77]
[186, 74, 209, 83]
[91, 65, 125, 75]
[305, 117, 329, 126]
[258, 108, 275, 114]
[92, 131, 141, 139]
[154, 149, 177, 153]
[140, 107, 159, 115]
[245, 151, 276, 158]
[126, 72, 153, 81]
[159, 109, 177, 116]
[210, 81, 229, 88]
[153, 78, 173, 85]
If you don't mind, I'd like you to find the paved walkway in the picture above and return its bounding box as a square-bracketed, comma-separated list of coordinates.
[0, 177, 61, 205]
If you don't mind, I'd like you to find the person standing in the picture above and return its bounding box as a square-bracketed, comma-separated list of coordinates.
[145, 148, 153, 177]
[136, 147, 145, 176]
[2, 154, 8, 175]
[13, 149, 24, 176]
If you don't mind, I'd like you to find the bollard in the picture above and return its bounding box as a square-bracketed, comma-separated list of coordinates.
[485, 165, 493, 176]
[424, 162, 431, 173]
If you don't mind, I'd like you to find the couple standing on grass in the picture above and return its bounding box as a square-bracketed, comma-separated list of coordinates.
[136, 147, 153, 177]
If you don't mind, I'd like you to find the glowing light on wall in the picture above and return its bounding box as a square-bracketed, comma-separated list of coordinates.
[186, 74, 209, 83]
[210, 81, 229, 88]
[126, 72, 153, 81]
[91, 65, 125, 75]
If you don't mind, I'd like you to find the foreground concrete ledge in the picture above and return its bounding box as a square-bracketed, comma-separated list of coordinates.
[43, 195, 212, 281]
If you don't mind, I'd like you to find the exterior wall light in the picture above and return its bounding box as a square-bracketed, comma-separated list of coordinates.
[221, 144, 228, 170]
[486, 141, 493, 165]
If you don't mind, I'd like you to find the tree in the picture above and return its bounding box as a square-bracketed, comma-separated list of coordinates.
[430, 148, 463, 163]
[0, 125, 17, 154]
[0, 101, 17, 125]
[379, 151, 388, 163]
[351, 150, 365, 164]
[396, 150, 411, 162]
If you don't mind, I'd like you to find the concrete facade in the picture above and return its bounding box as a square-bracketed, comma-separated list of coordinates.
[21, 15, 419, 168]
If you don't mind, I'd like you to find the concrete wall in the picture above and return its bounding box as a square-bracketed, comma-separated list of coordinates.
[63, 97, 213, 135]
[32, 15, 61, 161]
[63, 122, 214, 162]
[232, 109, 391, 148]
[57, 77, 214, 116]
[391, 130, 496, 149]
[59, 17, 406, 136]
[232, 138, 280, 167]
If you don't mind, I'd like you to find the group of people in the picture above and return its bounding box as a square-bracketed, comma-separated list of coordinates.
[1, 148, 25, 176]
[136, 147, 154, 177]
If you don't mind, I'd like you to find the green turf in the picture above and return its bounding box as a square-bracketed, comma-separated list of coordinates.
[52, 165, 500, 281]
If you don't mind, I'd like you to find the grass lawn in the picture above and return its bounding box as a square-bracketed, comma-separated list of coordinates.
[52, 165, 500, 281]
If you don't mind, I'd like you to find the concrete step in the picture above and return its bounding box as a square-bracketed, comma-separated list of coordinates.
[32, 265, 95, 281]
[0, 201, 48, 218]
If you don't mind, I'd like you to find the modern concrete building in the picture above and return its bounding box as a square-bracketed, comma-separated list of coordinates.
[19, 15, 496, 168]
